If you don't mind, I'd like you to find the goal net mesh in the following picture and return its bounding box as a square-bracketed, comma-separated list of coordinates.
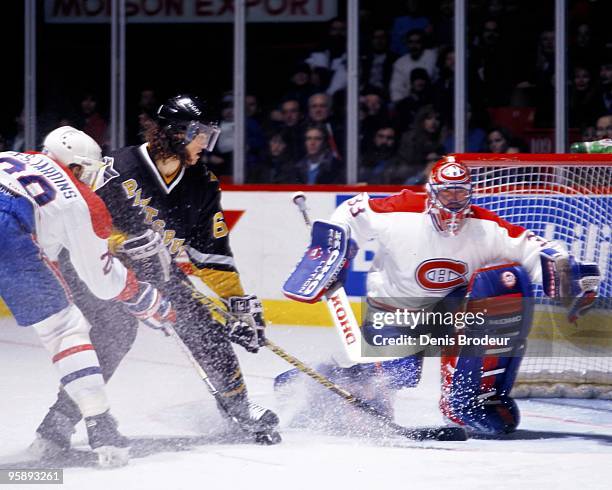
[458, 154, 611, 398]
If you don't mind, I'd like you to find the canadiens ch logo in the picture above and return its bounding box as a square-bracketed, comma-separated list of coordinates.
[415, 259, 468, 291]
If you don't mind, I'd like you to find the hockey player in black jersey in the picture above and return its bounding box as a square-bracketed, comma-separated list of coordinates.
[33, 95, 280, 454]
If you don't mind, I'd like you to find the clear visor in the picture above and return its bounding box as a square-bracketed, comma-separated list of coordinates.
[431, 183, 472, 212]
[72, 155, 118, 192]
[185, 121, 221, 152]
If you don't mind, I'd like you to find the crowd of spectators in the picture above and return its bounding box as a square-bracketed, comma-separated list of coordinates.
[2, 0, 612, 185]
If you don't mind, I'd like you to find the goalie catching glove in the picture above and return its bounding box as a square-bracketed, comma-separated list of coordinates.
[540, 248, 601, 323]
[226, 295, 267, 353]
[282, 220, 358, 303]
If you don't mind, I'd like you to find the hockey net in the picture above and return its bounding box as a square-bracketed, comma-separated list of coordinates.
[458, 153, 612, 398]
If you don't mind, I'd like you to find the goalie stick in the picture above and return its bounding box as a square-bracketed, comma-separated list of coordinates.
[181, 283, 467, 442]
[292, 192, 396, 365]
[289, 192, 468, 441]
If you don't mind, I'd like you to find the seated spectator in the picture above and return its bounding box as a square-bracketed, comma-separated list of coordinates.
[393, 68, 433, 133]
[470, 18, 515, 106]
[360, 86, 389, 151]
[486, 126, 522, 153]
[305, 18, 347, 96]
[248, 131, 296, 184]
[431, 0, 453, 47]
[206, 93, 266, 177]
[307, 93, 344, 160]
[276, 98, 306, 162]
[570, 23, 598, 73]
[246, 94, 264, 126]
[595, 115, 612, 140]
[443, 106, 487, 152]
[284, 62, 316, 110]
[360, 27, 397, 98]
[130, 88, 158, 144]
[206, 94, 235, 176]
[76, 93, 108, 148]
[534, 29, 555, 88]
[397, 105, 446, 180]
[598, 57, 612, 116]
[569, 66, 601, 129]
[580, 125, 597, 142]
[389, 29, 437, 102]
[404, 146, 446, 185]
[359, 124, 401, 184]
[432, 47, 454, 127]
[295, 124, 343, 184]
[390, 2, 432, 56]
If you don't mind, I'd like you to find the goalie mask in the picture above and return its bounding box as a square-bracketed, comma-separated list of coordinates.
[426, 156, 472, 236]
[43, 126, 118, 191]
[156, 94, 220, 153]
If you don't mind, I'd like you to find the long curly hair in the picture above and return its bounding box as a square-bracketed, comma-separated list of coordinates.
[143, 122, 188, 164]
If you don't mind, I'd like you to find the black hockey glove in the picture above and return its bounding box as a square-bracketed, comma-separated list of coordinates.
[226, 295, 266, 353]
[122, 281, 176, 332]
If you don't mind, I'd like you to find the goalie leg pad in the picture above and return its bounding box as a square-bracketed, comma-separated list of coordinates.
[440, 264, 533, 434]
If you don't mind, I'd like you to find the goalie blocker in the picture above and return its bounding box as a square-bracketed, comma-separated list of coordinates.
[282, 220, 356, 303]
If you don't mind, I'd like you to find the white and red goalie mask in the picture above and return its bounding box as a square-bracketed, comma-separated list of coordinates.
[426, 156, 472, 236]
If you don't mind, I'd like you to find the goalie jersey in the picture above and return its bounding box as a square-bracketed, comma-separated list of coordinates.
[99, 143, 244, 298]
[331, 190, 563, 310]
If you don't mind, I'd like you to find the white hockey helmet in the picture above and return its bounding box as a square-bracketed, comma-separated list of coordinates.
[43, 126, 118, 191]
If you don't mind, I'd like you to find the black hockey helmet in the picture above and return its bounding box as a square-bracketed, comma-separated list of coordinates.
[156, 94, 220, 152]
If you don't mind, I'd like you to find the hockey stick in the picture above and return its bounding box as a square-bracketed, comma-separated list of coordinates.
[265, 339, 466, 441]
[160, 317, 279, 445]
[181, 281, 467, 442]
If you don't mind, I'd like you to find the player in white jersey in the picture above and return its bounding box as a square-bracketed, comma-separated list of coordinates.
[280, 156, 601, 435]
[0, 128, 174, 466]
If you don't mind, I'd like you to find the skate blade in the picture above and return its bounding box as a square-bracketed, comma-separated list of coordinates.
[254, 431, 282, 445]
[94, 446, 130, 468]
[27, 437, 67, 461]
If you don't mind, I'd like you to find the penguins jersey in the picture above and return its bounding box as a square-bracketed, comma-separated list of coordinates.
[99, 143, 244, 298]
[0, 151, 129, 300]
[330, 190, 562, 310]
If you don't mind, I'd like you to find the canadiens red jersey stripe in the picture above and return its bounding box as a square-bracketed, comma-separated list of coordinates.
[27, 152, 113, 239]
[367, 189, 527, 240]
[369, 190, 427, 213]
[115, 269, 140, 301]
[52, 344, 95, 363]
[42, 256, 73, 303]
[470, 206, 526, 238]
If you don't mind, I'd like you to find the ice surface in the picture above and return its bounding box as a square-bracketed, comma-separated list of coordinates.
[1, 319, 612, 490]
